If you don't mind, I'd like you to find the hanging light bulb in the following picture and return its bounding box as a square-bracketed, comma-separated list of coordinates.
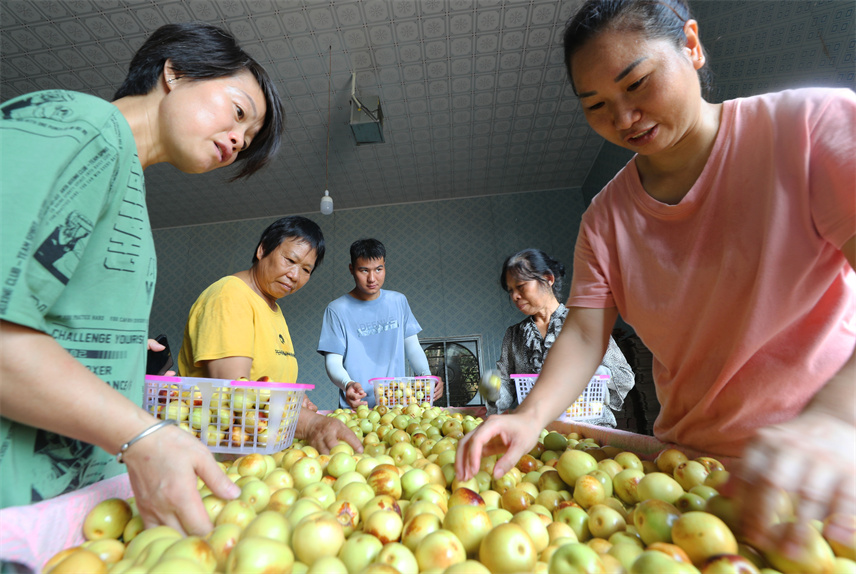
[320, 189, 333, 215]
[321, 46, 334, 216]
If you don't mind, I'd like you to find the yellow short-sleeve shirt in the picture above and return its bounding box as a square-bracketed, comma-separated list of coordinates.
[178, 276, 298, 383]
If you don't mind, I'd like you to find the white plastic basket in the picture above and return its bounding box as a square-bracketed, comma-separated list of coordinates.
[144, 375, 313, 455]
[512, 373, 608, 422]
[369, 376, 441, 408]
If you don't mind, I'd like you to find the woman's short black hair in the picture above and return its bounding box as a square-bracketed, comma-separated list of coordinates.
[349, 238, 386, 266]
[500, 249, 566, 301]
[253, 216, 325, 271]
[113, 22, 284, 180]
[563, 0, 713, 99]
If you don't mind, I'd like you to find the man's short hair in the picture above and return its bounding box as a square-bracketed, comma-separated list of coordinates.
[350, 238, 386, 266]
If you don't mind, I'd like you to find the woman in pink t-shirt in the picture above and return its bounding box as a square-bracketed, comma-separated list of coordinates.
[456, 0, 855, 561]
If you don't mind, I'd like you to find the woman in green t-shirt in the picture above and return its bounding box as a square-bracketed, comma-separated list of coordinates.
[0, 22, 284, 541]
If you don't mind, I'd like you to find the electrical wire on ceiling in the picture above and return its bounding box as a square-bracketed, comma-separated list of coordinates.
[320, 45, 334, 216]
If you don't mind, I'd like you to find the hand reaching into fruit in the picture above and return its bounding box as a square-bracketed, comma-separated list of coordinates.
[454, 411, 540, 482]
[345, 381, 368, 408]
[123, 421, 241, 537]
[731, 403, 856, 560]
[297, 410, 364, 454]
[0, 323, 241, 541]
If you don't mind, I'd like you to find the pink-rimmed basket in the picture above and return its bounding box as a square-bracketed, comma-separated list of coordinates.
[369, 376, 441, 408]
[144, 375, 313, 455]
[512, 373, 608, 422]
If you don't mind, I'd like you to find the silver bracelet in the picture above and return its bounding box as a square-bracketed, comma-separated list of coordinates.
[116, 419, 178, 463]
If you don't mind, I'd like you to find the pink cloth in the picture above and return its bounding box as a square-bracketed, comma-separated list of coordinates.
[0, 473, 132, 573]
[570, 88, 856, 457]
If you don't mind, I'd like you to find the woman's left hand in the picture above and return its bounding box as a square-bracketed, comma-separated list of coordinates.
[731, 405, 856, 559]
[302, 395, 318, 412]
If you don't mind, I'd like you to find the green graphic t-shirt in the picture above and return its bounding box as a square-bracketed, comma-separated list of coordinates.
[0, 90, 156, 508]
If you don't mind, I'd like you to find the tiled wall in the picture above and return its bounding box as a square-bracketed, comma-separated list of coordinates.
[150, 188, 587, 409]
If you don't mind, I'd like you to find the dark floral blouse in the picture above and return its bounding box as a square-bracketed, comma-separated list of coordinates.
[490, 303, 636, 427]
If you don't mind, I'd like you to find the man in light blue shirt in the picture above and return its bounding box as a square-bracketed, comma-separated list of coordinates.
[317, 238, 444, 408]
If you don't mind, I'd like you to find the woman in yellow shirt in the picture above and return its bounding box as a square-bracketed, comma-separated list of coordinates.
[179, 216, 362, 453]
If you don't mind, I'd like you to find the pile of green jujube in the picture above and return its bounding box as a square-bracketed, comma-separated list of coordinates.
[44, 403, 855, 574]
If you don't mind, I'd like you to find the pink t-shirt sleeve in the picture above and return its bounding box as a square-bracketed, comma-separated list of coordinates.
[569, 216, 616, 309]
[807, 90, 856, 248]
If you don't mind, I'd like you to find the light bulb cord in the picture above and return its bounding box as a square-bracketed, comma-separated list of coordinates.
[325, 45, 331, 192]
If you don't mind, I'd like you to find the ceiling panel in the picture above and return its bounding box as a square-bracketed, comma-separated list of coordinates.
[0, 0, 601, 228]
[1, 1, 853, 228]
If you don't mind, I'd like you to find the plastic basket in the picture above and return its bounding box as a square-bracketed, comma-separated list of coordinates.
[144, 375, 313, 455]
[370, 376, 441, 408]
[512, 373, 608, 422]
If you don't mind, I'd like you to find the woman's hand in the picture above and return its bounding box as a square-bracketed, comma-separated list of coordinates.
[432, 378, 445, 403]
[302, 395, 318, 412]
[146, 338, 175, 376]
[733, 345, 856, 559]
[345, 381, 368, 408]
[0, 323, 238, 537]
[123, 423, 240, 536]
[147, 338, 166, 353]
[454, 412, 541, 482]
[731, 405, 856, 559]
[455, 307, 613, 482]
[298, 411, 364, 454]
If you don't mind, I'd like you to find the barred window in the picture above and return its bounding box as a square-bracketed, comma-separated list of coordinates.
[410, 336, 484, 408]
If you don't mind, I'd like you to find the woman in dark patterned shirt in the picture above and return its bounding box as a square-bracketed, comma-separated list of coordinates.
[488, 249, 635, 427]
